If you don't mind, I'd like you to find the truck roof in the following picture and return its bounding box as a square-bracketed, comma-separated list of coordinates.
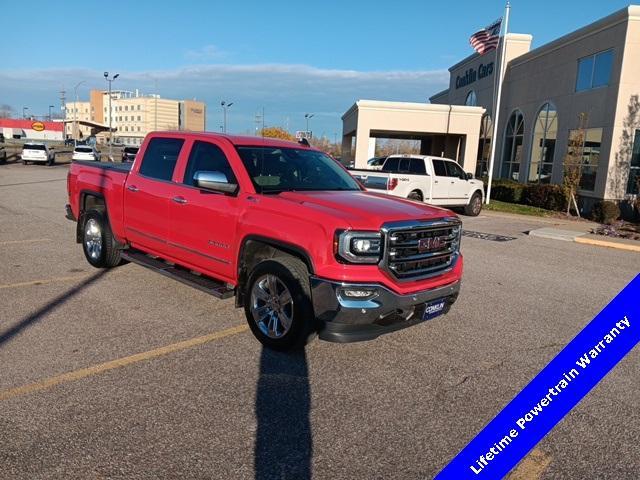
[150, 131, 315, 150]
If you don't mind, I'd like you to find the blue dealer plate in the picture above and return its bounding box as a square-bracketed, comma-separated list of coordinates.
[423, 298, 446, 321]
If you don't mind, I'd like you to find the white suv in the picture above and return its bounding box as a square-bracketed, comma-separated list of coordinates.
[72, 145, 101, 162]
[21, 143, 55, 166]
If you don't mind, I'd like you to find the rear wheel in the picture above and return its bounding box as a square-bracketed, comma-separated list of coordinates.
[408, 190, 423, 202]
[244, 257, 316, 351]
[464, 191, 483, 216]
[81, 209, 122, 268]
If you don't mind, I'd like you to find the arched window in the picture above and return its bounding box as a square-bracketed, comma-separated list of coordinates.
[528, 103, 557, 183]
[501, 110, 524, 180]
[465, 90, 477, 106]
[475, 114, 492, 178]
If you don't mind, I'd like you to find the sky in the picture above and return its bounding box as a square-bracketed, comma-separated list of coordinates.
[0, 0, 633, 137]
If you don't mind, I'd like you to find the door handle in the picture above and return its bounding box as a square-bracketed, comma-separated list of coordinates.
[127, 185, 139, 192]
[172, 196, 187, 204]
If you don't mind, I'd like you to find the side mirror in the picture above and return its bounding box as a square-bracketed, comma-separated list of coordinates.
[194, 170, 237, 194]
[465, 172, 474, 180]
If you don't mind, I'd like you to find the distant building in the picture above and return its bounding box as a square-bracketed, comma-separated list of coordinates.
[0, 118, 64, 141]
[64, 90, 206, 145]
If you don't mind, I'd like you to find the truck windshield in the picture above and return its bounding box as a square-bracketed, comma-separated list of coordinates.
[236, 146, 361, 193]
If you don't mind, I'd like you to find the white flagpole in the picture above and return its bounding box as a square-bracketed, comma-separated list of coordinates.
[485, 1, 511, 204]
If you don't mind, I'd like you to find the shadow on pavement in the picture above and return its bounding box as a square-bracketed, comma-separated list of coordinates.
[255, 347, 312, 480]
[0, 270, 108, 347]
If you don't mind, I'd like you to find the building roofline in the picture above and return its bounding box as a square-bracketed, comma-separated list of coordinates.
[510, 5, 640, 68]
[342, 99, 485, 119]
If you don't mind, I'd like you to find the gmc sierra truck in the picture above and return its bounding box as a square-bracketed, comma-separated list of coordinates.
[66, 132, 463, 350]
[350, 154, 485, 216]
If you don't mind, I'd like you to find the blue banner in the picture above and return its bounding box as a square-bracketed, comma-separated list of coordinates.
[435, 274, 640, 479]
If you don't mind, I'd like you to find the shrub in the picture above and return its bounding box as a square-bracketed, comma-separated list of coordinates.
[521, 184, 568, 211]
[489, 181, 525, 203]
[592, 201, 621, 224]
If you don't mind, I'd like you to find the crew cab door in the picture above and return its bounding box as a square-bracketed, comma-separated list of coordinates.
[168, 139, 240, 282]
[429, 159, 452, 205]
[444, 160, 472, 204]
[123, 136, 185, 256]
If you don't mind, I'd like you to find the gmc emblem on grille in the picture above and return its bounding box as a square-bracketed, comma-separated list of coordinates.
[418, 236, 444, 252]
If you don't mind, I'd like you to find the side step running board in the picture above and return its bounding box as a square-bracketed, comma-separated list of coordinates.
[121, 249, 235, 299]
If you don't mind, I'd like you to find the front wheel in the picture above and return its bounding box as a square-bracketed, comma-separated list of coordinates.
[81, 210, 123, 268]
[464, 191, 483, 216]
[244, 257, 316, 351]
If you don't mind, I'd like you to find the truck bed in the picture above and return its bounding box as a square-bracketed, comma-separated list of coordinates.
[72, 160, 133, 172]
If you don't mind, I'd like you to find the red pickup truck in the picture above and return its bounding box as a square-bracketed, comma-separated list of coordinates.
[66, 132, 462, 350]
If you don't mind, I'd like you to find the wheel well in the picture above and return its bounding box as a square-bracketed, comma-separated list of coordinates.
[76, 192, 106, 243]
[409, 189, 423, 199]
[472, 189, 484, 200]
[235, 239, 313, 307]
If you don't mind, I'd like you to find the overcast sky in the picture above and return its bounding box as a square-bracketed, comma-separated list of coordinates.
[1, 0, 631, 137]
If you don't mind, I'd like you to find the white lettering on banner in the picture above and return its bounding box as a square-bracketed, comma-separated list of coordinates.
[469, 315, 632, 475]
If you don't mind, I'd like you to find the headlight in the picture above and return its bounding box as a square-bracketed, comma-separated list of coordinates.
[337, 230, 382, 264]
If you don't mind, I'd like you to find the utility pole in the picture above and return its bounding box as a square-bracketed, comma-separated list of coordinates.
[73, 81, 85, 147]
[221, 101, 233, 133]
[22, 106, 28, 119]
[104, 72, 119, 161]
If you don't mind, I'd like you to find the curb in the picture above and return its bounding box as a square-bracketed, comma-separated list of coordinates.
[575, 236, 640, 253]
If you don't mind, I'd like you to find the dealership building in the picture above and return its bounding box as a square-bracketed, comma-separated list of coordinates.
[343, 5, 640, 204]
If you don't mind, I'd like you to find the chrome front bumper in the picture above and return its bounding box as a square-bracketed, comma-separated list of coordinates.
[310, 277, 460, 343]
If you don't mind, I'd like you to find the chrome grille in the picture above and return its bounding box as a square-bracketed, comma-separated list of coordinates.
[382, 219, 461, 280]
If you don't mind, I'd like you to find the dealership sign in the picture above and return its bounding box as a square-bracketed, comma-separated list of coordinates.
[31, 121, 45, 132]
[455, 62, 494, 89]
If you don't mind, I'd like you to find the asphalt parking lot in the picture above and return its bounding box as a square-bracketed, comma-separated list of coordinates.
[0, 161, 638, 480]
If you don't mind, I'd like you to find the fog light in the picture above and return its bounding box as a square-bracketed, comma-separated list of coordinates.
[341, 288, 377, 299]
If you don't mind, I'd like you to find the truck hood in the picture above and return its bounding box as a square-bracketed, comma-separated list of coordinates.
[274, 190, 455, 229]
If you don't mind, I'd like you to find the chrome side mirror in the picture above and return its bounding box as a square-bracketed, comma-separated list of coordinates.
[194, 170, 237, 194]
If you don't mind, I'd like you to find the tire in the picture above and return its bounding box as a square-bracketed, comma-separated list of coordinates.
[244, 257, 316, 351]
[408, 190, 423, 202]
[464, 191, 483, 216]
[81, 209, 122, 268]
[22, 159, 28, 165]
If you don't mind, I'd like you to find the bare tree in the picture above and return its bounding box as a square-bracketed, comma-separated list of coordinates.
[611, 94, 640, 218]
[563, 112, 588, 217]
[0, 104, 14, 118]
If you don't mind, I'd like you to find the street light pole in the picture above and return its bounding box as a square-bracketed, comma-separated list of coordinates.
[221, 101, 233, 133]
[22, 106, 28, 119]
[73, 81, 86, 148]
[304, 113, 314, 135]
[104, 72, 119, 161]
[48, 105, 54, 121]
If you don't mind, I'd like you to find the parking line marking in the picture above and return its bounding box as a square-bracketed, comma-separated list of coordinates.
[0, 238, 50, 246]
[0, 324, 249, 402]
[0, 275, 90, 289]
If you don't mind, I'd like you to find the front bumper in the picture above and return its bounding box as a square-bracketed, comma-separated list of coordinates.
[311, 277, 460, 343]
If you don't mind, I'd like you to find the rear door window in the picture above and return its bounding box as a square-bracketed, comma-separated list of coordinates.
[381, 157, 399, 172]
[398, 158, 410, 172]
[139, 137, 184, 181]
[432, 159, 447, 176]
[409, 158, 426, 174]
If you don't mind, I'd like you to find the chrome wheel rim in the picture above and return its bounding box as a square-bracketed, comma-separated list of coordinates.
[84, 218, 103, 260]
[472, 196, 482, 215]
[250, 274, 294, 339]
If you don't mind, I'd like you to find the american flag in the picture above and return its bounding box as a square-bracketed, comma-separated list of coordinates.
[469, 18, 502, 55]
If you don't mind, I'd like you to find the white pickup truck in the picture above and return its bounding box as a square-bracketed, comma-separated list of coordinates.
[350, 154, 485, 216]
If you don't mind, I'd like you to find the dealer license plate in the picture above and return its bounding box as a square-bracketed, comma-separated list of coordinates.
[422, 298, 446, 321]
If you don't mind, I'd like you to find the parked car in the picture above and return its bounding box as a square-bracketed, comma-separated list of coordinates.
[21, 143, 55, 166]
[121, 146, 139, 162]
[72, 145, 101, 162]
[66, 132, 463, 350]
[366, 156, 387, 170]
[350, 154, 485, 216]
